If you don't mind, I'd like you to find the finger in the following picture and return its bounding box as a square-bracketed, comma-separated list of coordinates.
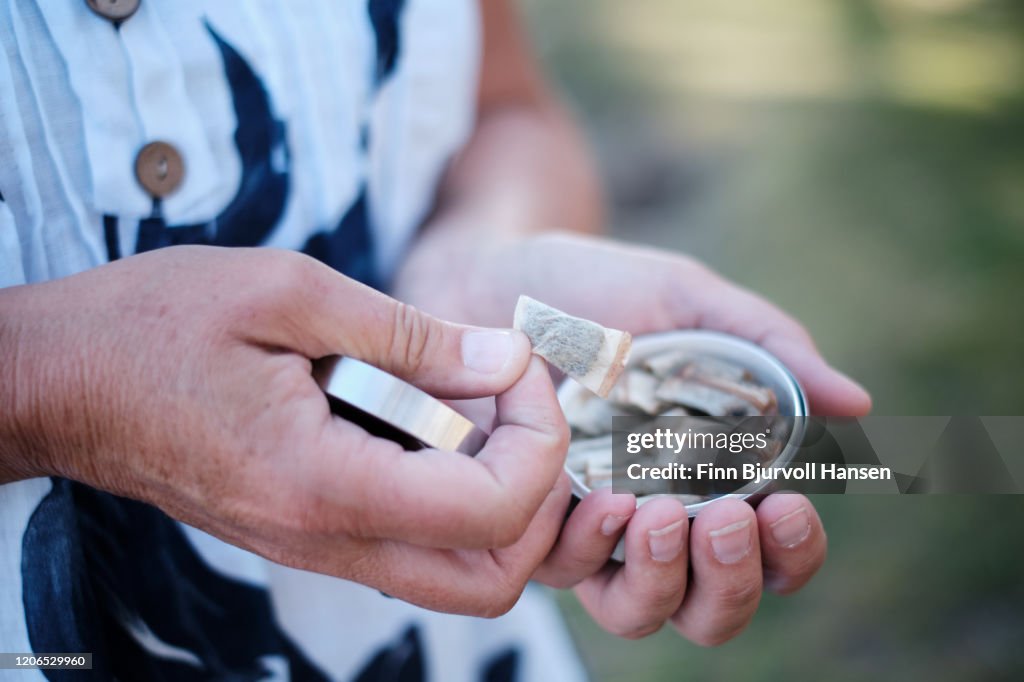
[755, 493, 827, 594]
[533, 487, 637, 588]
[342, 472, 572, 617]
[574, 496, 689, 639]
[689, 281, 871, 417]
[490, 471, 574, 583]
[261, 251, 533, 398]
[761, 335, 871, 417]
[310, 357, 569, 549]
[671, 498, 762, 646]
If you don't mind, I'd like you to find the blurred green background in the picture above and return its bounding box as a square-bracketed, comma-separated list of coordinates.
[520, 0, 1024, 679]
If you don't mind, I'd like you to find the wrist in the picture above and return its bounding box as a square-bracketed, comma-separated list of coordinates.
[390, 217, 524, 318]
[0, 278, 112, 486]
[0, 284, 55, 482]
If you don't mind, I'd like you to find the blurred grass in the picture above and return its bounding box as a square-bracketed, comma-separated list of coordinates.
[521, 0, 1024, 679]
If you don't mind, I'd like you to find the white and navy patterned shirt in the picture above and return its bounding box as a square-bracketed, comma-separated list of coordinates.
[0, 1, 585, 680]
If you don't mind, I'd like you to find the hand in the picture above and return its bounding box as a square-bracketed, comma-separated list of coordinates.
[0, 245, 571, 616]
[393, 230, 870, 642]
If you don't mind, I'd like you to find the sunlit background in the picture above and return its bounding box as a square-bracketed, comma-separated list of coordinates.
[521, 0, 1024, 679]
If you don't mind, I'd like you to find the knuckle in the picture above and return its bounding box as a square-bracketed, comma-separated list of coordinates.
[667, 253, 712, 284]
[542, 557, 596, 590]
[609, 620, 665, 641]
[541, 572, 581, 591]
[681, 611, 756, 647]
[254, 251, 316, 308]
[777, 552, 827, 592]
[486, 506, 532, 548]
[474, 489, 533, 548]
[781, 320, 812, 347]
[552, 418, 571, 456]
[644, 580, 686, 610]
[795, 546, 827, 576]
[712, 578, 762, 613]
[272, 250, 314, 289]
[477, 577, 528, 619]
[388, 302, 434, 375]
[530, 412, 571, 463]
[689, 625, 742, 648]
[477, 594, 517, 619]
[762, 312, 811, 348]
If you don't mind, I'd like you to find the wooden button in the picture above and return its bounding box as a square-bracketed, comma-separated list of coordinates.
[134, 141, 184, 198]
[85, 0, 140, 22]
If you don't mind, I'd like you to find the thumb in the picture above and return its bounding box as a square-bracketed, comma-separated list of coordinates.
[286, 257, 533, 398]
[362, 301, 534, 398]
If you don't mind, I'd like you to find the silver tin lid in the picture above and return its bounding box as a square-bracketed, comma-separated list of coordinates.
[316, 356, 490, 456]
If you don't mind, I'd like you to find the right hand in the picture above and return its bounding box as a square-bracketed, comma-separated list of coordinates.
[0, 245, 570, 616]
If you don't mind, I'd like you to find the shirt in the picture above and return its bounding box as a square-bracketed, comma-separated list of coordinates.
[0, 2, 586, 680]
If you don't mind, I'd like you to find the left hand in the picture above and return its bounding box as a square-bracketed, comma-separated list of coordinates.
[392, 231, 871, 643]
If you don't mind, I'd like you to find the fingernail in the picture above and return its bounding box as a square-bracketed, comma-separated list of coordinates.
[648, 519, 685, 563]
[770, 507, 811, 548]
[461, 330, 514, 374]
[709, 519, 752, 564]
[600, 514, 630, 537]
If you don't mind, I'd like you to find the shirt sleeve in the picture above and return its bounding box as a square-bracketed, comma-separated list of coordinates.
[0, 198, 27, 288]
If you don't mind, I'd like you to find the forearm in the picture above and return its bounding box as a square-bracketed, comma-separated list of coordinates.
[394, 0, 603, 290]
[434, 96, 603, 238]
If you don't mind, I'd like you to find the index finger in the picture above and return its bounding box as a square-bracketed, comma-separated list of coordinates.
[309, 356, 570, 549]
[686, 280, 872, 416]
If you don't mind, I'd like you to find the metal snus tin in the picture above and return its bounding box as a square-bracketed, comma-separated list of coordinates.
[557, 330, 809, 561]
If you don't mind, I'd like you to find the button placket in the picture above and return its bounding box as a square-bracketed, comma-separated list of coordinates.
[118, 5, 223, 222]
